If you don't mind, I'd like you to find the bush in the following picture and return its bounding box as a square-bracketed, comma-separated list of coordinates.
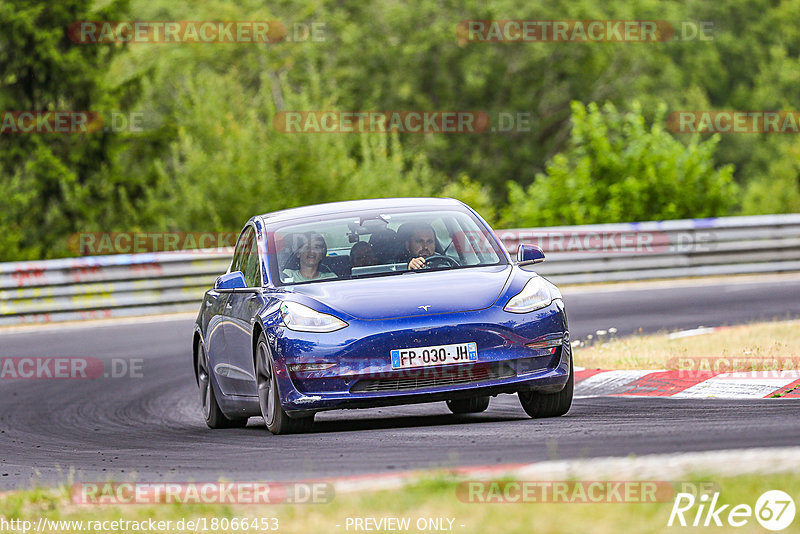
[156, 65, 439, 232]
[502, 101, 738, 228]
[741, 140, 800, 215]
[439, 175, 497, 226]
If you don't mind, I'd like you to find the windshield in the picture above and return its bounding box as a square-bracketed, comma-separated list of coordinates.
[268, 207, 507, 286]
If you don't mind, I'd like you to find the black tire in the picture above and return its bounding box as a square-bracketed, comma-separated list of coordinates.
[197, 342, 248, 428]
[518, 356, 574, 418]
[446, 396, 490, 414]
[255, 334, 314, 435]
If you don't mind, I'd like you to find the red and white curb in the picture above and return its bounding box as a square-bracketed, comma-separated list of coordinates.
[575, 368, 800, 399]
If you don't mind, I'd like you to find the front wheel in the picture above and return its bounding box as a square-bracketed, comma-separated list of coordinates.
[256, 334, 314, 435]
[197, 342, 248, 428]
[446, 396, 490, 414]
[518, 357, 573, 418]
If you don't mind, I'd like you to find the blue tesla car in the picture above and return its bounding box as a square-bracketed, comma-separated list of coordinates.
[193, 198, 572, 434]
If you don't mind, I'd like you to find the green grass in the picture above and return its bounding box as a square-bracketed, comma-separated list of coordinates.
[574, 319, 800, 371]
[2, 473, 798, 533]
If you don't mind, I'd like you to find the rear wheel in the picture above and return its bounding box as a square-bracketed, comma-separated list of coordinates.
[256, 334, 314, 435]
[446, 396, 490, 414]
[518, 357, 574, 418]
[197, 342, 248, 428]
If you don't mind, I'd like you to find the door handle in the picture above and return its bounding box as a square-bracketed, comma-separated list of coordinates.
[225, 302, 233, 309]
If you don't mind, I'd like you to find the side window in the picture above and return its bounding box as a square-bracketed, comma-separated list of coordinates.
[231, 227, 254, 274]
[242, 235, 261, 287]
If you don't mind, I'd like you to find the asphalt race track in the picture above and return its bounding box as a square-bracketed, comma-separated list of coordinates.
[563, 275, 800, 339]
[1, 277, 799, 489]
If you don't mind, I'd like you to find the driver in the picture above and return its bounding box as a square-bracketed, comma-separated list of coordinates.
[404, 223, 437, 270]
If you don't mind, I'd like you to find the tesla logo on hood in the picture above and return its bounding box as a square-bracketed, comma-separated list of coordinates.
[418, 305, 431, 311]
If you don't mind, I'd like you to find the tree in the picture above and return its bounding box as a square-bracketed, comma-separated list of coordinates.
[502, 101, 737, 227]
[0, 0, 132, 260]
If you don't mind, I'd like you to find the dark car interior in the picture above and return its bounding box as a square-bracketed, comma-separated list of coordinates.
[281, 223, 447, 280]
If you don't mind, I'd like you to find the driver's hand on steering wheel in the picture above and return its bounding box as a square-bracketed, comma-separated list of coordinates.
[408, 257, 427, 270]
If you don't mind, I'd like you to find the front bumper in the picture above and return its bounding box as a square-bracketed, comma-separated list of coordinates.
[271, 300, 570, 414]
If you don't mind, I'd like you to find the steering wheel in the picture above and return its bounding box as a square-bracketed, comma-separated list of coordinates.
[423, 254, 460, 268]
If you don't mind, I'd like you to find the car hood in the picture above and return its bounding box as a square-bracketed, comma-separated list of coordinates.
[288, 265, 513, 320]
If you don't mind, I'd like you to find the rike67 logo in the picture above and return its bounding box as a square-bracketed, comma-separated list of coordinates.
[668, 490, 795, 531]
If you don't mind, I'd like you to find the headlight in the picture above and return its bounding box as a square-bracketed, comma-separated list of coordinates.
[280, 302, 348, 332]
[504, 277, 560, 314]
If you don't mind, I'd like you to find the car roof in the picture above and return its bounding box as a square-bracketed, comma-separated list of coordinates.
[257, 197, 467, 224]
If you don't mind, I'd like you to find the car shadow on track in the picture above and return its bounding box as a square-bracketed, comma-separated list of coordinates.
[251, 411, 534, 435]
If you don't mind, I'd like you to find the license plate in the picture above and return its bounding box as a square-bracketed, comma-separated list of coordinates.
[390, 342, 478, 370]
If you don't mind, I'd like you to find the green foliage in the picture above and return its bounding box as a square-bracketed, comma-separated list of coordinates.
[0, 0, 131, 259]
[158, 65, 437, 230]
[741, 140, 800, 215]
[2, 0, 799, 260]
[440, 175, 497, 226]
[502, 102, 737, 227]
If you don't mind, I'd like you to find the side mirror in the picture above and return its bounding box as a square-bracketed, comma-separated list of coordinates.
[516, 244, 545, 266]
[214, 271, 249, 291]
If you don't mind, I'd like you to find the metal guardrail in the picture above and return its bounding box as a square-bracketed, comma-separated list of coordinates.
[1, 214, 799, 326]
[0, 251, 232, 325]
[500, 213, 800, 284]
